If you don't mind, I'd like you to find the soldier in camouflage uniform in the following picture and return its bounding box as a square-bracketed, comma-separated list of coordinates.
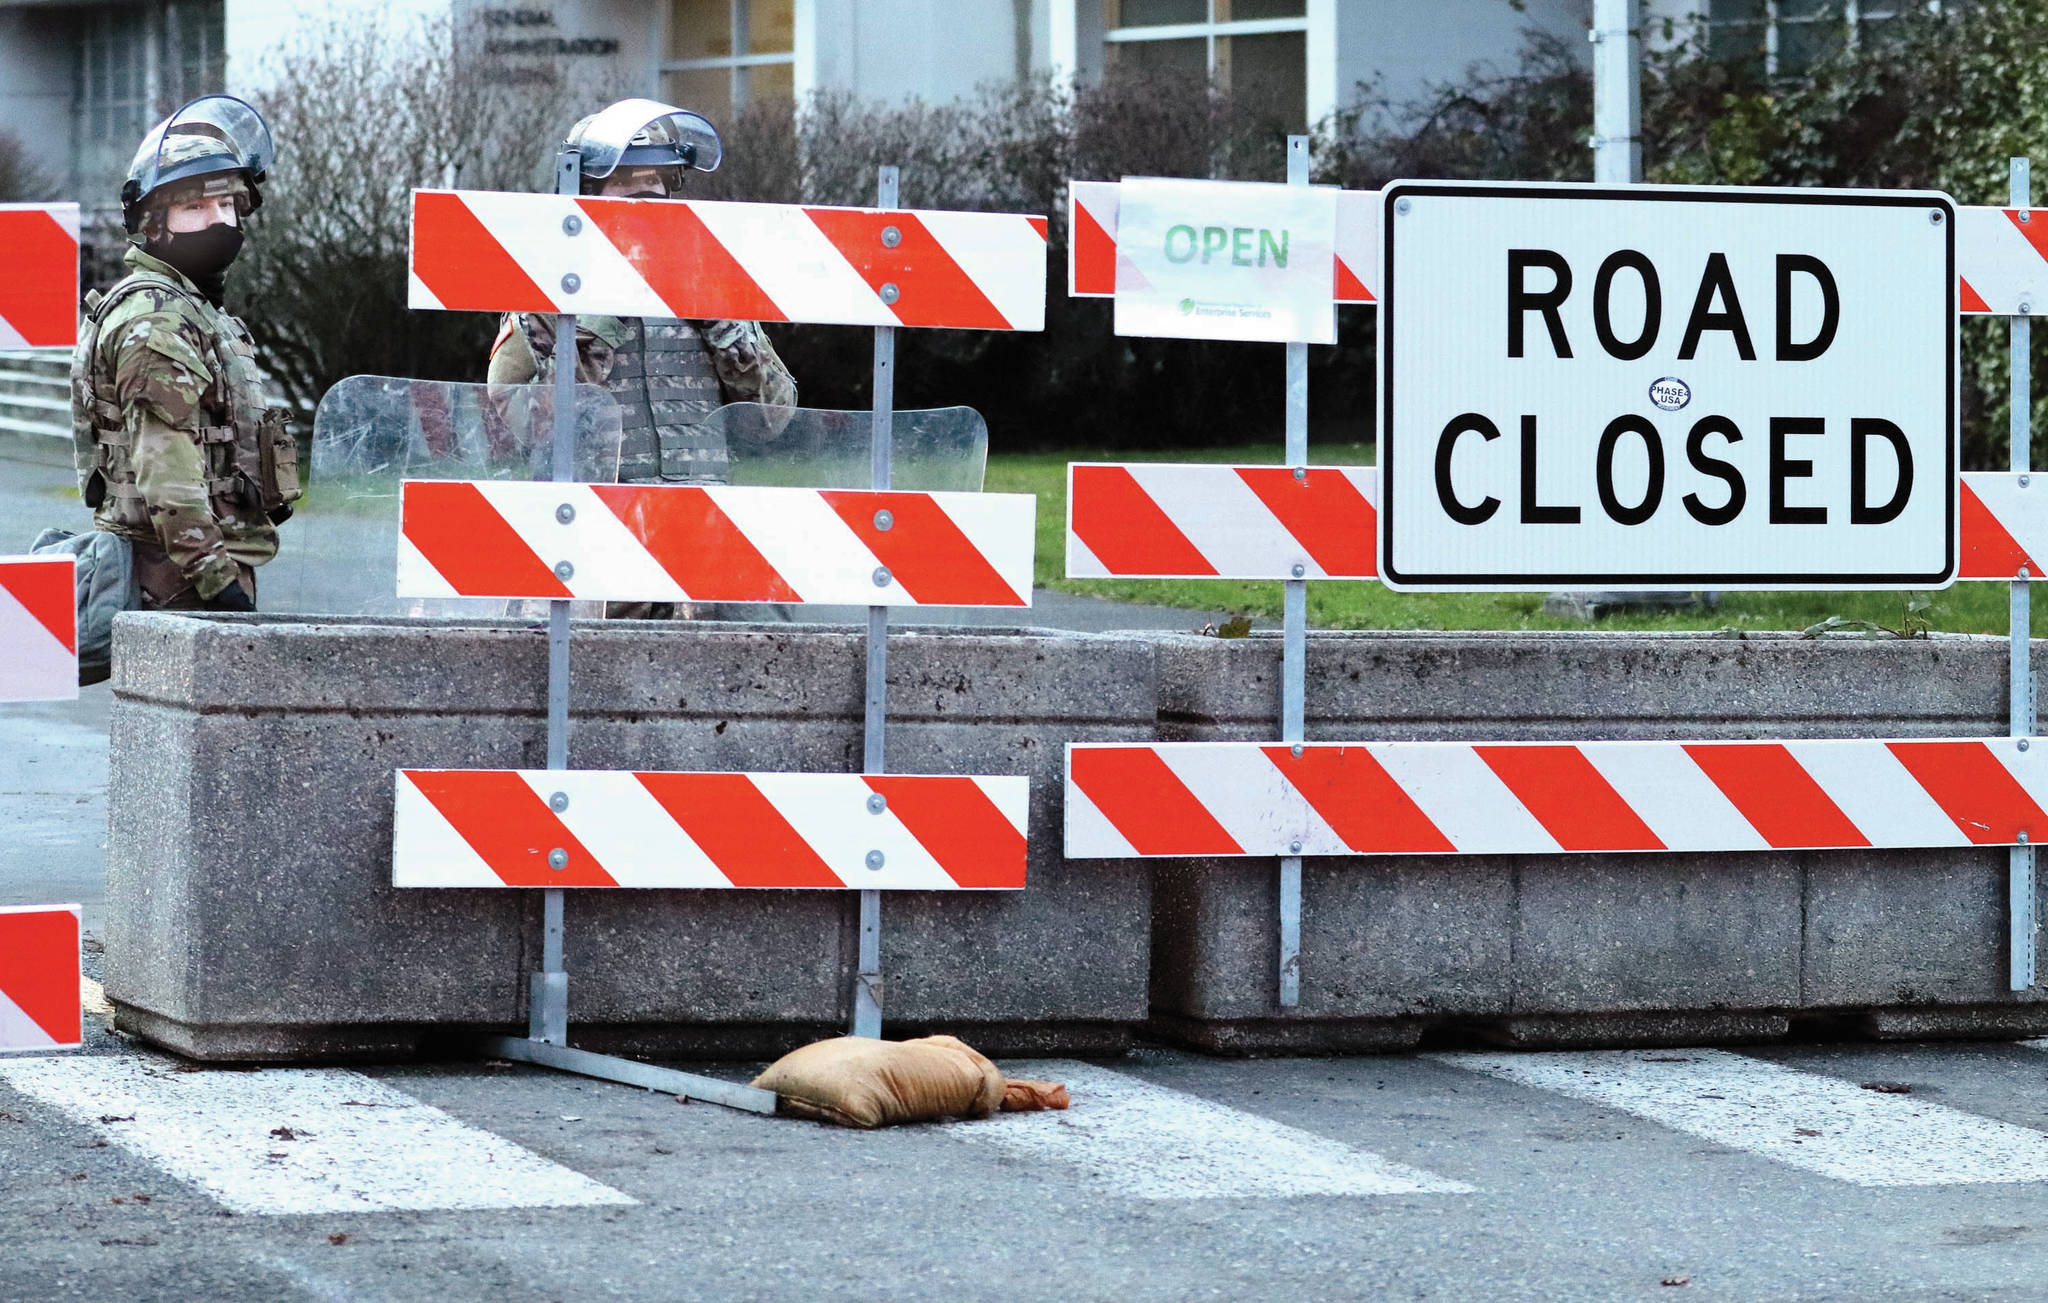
[487, 102, 796, 494]
[71, 95, 296, 612]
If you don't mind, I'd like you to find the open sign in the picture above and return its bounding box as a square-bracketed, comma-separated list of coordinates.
[1379, 182, 1957, 590]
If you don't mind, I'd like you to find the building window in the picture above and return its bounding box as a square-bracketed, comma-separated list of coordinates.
[76, 1, 226, 201]
[166, 0, 227, 105]
[1707, 0, 1921, 77]
[663, 0, 796, 115]
[1102, 0, 1308, 125]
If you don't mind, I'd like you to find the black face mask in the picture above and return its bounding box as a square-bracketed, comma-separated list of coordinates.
[622, 190, 666, 200]
[150, 223, 245, 305]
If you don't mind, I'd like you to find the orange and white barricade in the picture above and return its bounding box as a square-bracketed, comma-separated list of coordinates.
[0, 556, 77, 703]
[0, 904, 81, 1053]
[1068, 466, 2048, 584]
[1068, 739, 2047, 858]
[1061, 163, 2048, 1003]
[411, 190, 1046, 331]
[398, 482, 1035, 606]
[0, 209, 82, 1058]
[0, 203, 80, 349]
[1075, 181, 2048, 319]
[401, 145, 1046, 1106]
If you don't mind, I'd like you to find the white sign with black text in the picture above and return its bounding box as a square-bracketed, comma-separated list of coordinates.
[1379, 182, 1957, 590]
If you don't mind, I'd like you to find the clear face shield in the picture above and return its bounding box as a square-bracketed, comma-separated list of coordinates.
[569, 98, 723, 183]
[129, 94, 275, 200]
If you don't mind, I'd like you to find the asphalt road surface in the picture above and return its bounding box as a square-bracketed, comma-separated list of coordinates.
[9, 1019, 2048, 1302]
[12, 434, 2048, 1301]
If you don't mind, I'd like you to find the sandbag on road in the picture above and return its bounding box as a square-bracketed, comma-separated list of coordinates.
[751, 1035, 1069, 1128]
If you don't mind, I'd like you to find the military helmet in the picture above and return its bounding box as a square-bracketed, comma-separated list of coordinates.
[122, 94, 274, 234]
[561, 98, 721, 195]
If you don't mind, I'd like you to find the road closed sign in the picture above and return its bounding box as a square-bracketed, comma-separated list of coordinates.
[1379, 182, 1957, 590]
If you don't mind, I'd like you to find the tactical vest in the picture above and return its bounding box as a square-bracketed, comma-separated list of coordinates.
[70, 268, 299, 532]
[532, 315, 728, 483]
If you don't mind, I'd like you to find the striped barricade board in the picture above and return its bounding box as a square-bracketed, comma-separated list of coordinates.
[1069, 466, 2048, 583]
[1066, 739, 2048, 858]
[399, 481, 1037, 605]
[1072, 184, 2048, 317]
[1962, 471, 2048, 578]
[0, 556, 77, 702]
[0, 203, 80, 349]
[1069, 180, 1378, 304]
[1067, 462, 1376, 581]
[0, 904, 82, 1053]
[410, 190, 1048, 330]
[396, 770, 1029, 889]
[1959, 207, 2048, 315]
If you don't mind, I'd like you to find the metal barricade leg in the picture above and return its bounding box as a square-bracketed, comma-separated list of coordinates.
[475, 150, 777, 1115]
[853, 164, 901, 1040]
[2012, 156, 2037, 993]
[1277, 134, 1310, 1011]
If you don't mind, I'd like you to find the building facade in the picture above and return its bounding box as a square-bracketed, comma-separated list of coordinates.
[1, 0, 1938, 216]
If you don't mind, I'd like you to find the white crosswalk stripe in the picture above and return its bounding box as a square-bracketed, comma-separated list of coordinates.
[1430, 1047, 2048, 1187]
[18, 1041, 2048, 1212]
[952, 1061, 1475, 1199]
[0, 1054, 635, 1215]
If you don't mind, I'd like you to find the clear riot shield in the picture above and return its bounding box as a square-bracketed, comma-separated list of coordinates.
[263, 376, 622, 617]
[708, 404, 988, 492]
[130, 94, 274, 197]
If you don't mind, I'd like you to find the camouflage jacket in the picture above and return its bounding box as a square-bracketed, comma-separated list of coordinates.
[71, 247, 293, 600]
[487, 313, 796, 483]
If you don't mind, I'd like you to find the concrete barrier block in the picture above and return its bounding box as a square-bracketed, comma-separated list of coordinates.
[1150, 857, 1513, 1022]
[1145, 630, 2042, 1051]
[1801, 848, 2042, 1009]
[1511, 854, 1803, 1014]
[105, 614, 1156, 1060]
[109, 616, 2048, 1060]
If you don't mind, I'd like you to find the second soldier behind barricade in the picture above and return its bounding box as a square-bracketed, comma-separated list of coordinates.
[487, 100, 797, 619]
[71, 95, 297, 613]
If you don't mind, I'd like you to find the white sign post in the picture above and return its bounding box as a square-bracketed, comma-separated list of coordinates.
[1379, 182, 1958, 590]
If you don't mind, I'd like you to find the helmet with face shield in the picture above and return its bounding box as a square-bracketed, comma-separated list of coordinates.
[560, 98, 721, 198]
[121, 94, 274, 235]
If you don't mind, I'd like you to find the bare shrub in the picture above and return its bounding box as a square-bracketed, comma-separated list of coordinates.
[0, 128, 57, 203]
[233, 11, 591, 413]
[1315, 30, 1590, 191]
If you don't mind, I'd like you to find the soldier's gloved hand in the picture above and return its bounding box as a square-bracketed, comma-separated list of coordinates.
[204, 582, 256, 613]
[267, 503, 294, 525]
[697, 319, 762, 365]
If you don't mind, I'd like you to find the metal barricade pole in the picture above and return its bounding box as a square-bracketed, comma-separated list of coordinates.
[853, 164, 900, 1039]
[476, 148, 778, 1113]
[2011, 155, 2037, 992]
[531, 147, 582, 1047]
[1590, 0, 1642, 187]
[1278, 135, 1309, 1010]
